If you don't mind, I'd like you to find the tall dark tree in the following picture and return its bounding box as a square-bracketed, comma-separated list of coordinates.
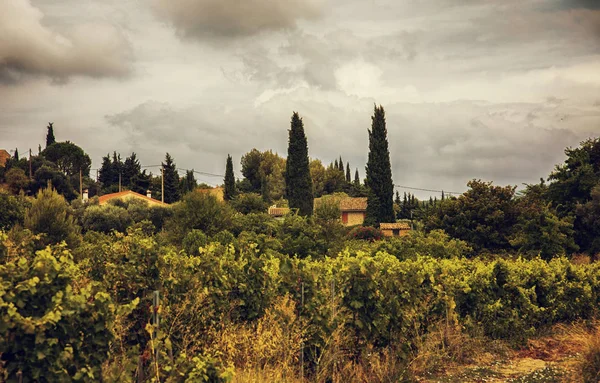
[364, 105, 394, 226]
[180, 170, 197, 195]
[224, 154, 236, 201]
[338, 156, 344, 172]
[122, 152, 141, 188]
[334, 159, 339, 171]
[346, 162, 351, 183]
[13, 148, 19, 161]
[98, 154, 115, 189]
[162, 153, 180, 204]
[285, 112, 313, 216]
[240, 149, 263, 192]
[354, 169, 360, 185]
[46, 122, 56, 148]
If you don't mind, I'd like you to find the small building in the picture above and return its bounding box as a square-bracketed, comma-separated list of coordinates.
[380, 222, 411, 237]
[340, 197, 368, 226]
[196, 187, 224, 202]
[268, 205, 290, 221]
[0, 149, 11, 167]
[98, 190, 167, 207]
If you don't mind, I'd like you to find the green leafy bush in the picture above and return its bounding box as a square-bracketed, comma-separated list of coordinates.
[82, 204, 132, 233]
[0, 245, 121, 381]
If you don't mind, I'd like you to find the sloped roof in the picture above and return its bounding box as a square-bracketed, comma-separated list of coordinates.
[380, 222, 411, 230]
[268, 206, 290, 217]
[196, 187, 224, 201]
[98, 190, 167, 206]
[0, 150, 10, 167]
[339, 197, 367, 212]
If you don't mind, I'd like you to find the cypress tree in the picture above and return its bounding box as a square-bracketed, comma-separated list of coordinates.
[365, 105, 394, 226]
[14, 148, 19, 161]
[338, 156, 344, 172]
[441, 190, 445, 200]
[395, 191, 401, 205]
[38, 144, 41, 155]
[285, 112, 313, 216]
[46, 122, 56, 148]
[162, 153, 181, 203]
[224, 154, 236, 201]
[346, 162, 351, 183]
[354, 169, 360, 185]
[334, 159, 339, 171]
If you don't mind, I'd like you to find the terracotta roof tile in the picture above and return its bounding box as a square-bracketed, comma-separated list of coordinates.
[339, 197, 367, 211]
[268, 207, 290, 216]
[380, 222, 411, 230]
[98, 190, 167, 206]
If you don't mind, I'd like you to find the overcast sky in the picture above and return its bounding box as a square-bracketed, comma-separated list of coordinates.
[1, 0, 599, 197]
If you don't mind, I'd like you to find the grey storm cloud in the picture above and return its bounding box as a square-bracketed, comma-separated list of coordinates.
[152, 0, 322, 40]
[0, 0, 132, 84]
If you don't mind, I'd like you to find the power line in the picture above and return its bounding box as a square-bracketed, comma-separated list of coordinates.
[394, 184, 463, 195]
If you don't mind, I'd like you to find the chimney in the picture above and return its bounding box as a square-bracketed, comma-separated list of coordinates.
[82, 189, 89, 202]
[146, 190, 152, 199]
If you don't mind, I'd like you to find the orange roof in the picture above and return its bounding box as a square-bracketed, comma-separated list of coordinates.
[98, 190, 167, 206]
[0, 150, 10, 167]
[268, 206, 290, 217]
[196, 187, 224, 201]
[380, 222, 411, 230]
[339, 197, 367, 212]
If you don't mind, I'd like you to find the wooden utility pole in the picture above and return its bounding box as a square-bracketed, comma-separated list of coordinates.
[28, 149, 32, 179]
[119, 172, 122, 192]
[161, 166, 164, 203]
[79, 169, 83, 198]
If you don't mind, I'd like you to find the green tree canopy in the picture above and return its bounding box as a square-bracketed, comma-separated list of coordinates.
[45, 122, 56, 148]
[162, 153, 181, 204]
[24, 187, 80, 248]
[285, 112, 313, 216]
[365, 105, 394, 226]
[42, 141, 91, 177]
[224, 154, 236, 201]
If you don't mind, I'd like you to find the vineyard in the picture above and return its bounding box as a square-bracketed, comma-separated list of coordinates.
[2, 224, 600, 382]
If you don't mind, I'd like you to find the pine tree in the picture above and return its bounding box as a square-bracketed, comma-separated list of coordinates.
[46, 122, 56, 148]
[346, 162, 351, 183]
[285, 112, 313, 216]
[98, 154, 114, 189]
[338, 156, 344, 172]
[354, 169, 360, 185]
[14, 148, 19, 161]
[162, 153, 180, 204]
[395, 191, 401, 205]
[441, 190, 445, 200]
[122, 152, 141, 188]
[38, 144, 41, 155]
[429, 196, 434, 206]
[365, 105, 394, 226]
[334, 159, 339, 171]
[224, 154, 236, 201]
[180, 170, 197, 195]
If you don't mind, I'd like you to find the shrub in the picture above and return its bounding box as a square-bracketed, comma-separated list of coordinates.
[183, 229, 208, 255]
[375, 229, 472, 260]
[0, 245, 123, 381]
[0, 191, 28, 231]
[348, 226, 383, 241]
[24, 187, 80, 248]
[167, 192, 235, 240]
[230, 193, 268, 215]
[82, 204, 132, 233]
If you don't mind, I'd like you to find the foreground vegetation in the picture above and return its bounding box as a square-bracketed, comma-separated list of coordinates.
[1, 186, 600, 381]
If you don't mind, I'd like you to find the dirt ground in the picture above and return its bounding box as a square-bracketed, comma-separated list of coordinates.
[417, 335, 584, 383]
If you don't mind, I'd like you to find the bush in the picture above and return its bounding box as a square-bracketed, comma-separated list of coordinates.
[0, 245, 123, 381]
[82, 204, 132, 233]
[230, 193, 268, 214]
[167, 192, 235, 240]
[24, 187, 80, 248]
[375, 229, 473, 260]
[183, 229, 208, 255]
[348, 226, 383, 241]
[0, 191, 28, 231]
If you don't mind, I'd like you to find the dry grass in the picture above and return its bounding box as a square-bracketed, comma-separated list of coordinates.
[555, 321, 600, 383]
